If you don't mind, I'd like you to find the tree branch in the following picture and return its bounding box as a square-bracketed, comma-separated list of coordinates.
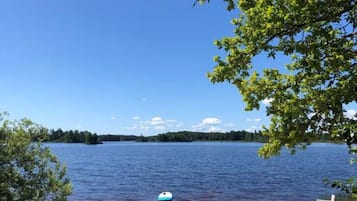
[265, 3, 356, 45]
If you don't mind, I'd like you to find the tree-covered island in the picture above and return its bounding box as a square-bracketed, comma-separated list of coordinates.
[46, 129, 102, 144]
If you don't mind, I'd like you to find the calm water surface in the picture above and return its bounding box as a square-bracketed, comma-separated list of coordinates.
[48, 142, 355, 201]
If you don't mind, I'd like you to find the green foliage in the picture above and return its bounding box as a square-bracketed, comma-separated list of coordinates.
[198, 0, 357, 196]
[99, 134, 137, 141]
[48, 129, 102, 144]
[194, 0, 236, 10]
[0, 112, 72, 201]
[324, 176, 357, 195]
[138, 130, 267, 142]
[200, 0, 357, 158]
[84, 133, 99, 145]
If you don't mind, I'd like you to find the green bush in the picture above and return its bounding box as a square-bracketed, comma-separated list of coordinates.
[0, 112, 72, 201]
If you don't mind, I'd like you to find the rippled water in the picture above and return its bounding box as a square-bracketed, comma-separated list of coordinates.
[48, 142, 355, 201]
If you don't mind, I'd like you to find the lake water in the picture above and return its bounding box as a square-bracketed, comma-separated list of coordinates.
[48, 142, 356, 201]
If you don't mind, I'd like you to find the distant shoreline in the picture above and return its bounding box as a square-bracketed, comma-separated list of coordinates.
[46, 129, 341, 144]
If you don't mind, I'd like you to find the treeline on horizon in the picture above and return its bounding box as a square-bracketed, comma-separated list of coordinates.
[46, 129, 333, 144]
[136, 130, 267, 142]
[46, 129, 265, 143]
[103, 131, 331, 143]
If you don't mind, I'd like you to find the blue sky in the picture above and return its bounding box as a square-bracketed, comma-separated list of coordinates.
[2, 1, 354, 136]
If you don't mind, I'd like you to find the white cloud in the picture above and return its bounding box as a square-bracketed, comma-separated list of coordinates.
[129, 116, 183, 132]
[193, 117, 226, 132]
[344, 109, 357, 120]
[133, 116, 140, 120]
[244, 126, 261, 133]
[262, 98, 273, 106]
[149, 117, 165, 125]
[207, 126, 225, 132]
[247, 118, 261, 122]
[201, 117, 221, 125]
[110, 116, 117, 120]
